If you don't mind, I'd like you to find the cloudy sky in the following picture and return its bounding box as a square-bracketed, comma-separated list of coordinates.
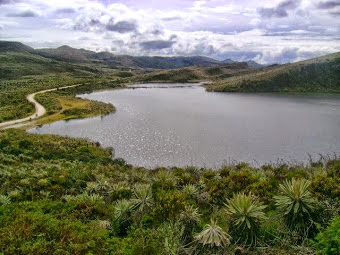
[0, 0, 339, 64]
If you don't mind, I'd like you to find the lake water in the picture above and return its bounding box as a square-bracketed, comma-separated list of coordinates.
[29, 83, 340, 168]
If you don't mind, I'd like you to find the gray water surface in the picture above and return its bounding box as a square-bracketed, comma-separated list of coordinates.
[29, 83, 340, 168]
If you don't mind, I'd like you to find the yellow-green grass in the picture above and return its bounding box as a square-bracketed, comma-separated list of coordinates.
[35, 96, 115, 126]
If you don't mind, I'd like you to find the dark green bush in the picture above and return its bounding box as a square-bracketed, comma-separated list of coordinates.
[313, 216, 340, 255]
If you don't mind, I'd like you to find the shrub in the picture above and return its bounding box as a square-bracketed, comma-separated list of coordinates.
[0, 201, 110, 254]
[152, 190, 186, 221]
[152, 170, 177, 190]
[326, 159, 340, 177]
[0, 195, 11, 205]
[310, 175, 340, 199]
[18, 139, 32, 149]
[313, 216, 340, 255]
[224, 193, 267, 245]
[194, 219, 231, 248]
[274, 178, 317, 232]
[131, 184, 154, 215]
[113, 199, 134, 223]
[225, 170, 257, 194]
[245, 179, 275, 205]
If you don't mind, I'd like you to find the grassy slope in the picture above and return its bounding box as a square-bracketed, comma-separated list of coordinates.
[133, 62, 254, 83]
[0, 51, 101, 79]
[206, 52, 340, 92]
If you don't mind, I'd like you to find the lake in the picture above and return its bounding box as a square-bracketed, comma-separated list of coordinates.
[29, 83, 340, 168]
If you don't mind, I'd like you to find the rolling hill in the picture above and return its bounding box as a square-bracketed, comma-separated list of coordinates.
[0, 41, 104, 79]
[205, 52, 340, 93]
[134, 62, 255, 83]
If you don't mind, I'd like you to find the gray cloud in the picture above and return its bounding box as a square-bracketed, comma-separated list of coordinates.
[151, 29, 163, 35]
[0, 0, 19, 5]
[330, 10, 340, 15]
[7, 10, 38, 17]
[317, 1, 340, 9]
[106, 21, 137, 33]
[55, 8, 76, 14]
[162, 16, 182, 21]
[169, 34, 177, 40]
[140, 40, 175, 50]
[219, 51, 261, 61]
[258, 0, 301, 18]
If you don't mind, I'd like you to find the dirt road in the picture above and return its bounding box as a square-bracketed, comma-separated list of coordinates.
[0, 84, 82, 130]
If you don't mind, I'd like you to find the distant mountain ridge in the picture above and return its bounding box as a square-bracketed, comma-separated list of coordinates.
[0, 41, 263, 70]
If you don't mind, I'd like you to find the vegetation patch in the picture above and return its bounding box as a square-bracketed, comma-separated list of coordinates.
[0, 129, 339, 254]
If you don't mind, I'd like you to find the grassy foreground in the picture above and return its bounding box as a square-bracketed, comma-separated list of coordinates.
[0, 129, 339, 255]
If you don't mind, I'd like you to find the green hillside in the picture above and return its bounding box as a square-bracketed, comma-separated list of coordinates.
[134, 62, 254, 83]
[0, 51, 102, 79]
[206, 52, 340, 93]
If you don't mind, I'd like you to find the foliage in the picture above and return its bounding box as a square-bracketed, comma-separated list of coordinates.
[113, 199, 134, 222]
[131, 184, 154, 215]
[274, 178, 317, 231]
[0, 129, 339, 254]
[313, 216, 340, 255]
[224, 193, 267, 245]
[194, 219, 231, 248]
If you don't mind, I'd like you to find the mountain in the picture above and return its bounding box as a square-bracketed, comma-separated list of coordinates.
[246, 60, 264, 68]
[221, 58, 264, 68]
[0, 42, 102, 79]
[0, 41, 35, 53]
[221, 58, 235, 64]
[37, 46, 224, 69]
[37, 45, 97, 63]
[206, 52, 340, 93]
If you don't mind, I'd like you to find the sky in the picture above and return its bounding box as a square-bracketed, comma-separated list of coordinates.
[0, 0, 339, 64]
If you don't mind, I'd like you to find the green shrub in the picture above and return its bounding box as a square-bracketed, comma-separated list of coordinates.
[153, 190, 186, 221]
[313, 216, 340, 255]
[0, 201, 110, 254]
[274, 178, 317, 232]
[311, 175, 340, 199]
[194, 219, 231, 248]
[225, 170, 257, 194]
[326, 159, 340, 177]
[224, 193, 267, 245]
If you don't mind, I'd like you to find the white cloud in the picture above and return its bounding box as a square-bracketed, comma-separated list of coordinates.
[0, 0, 339, 64]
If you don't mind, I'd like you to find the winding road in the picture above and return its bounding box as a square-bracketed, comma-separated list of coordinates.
[0, 84, 82, 130]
